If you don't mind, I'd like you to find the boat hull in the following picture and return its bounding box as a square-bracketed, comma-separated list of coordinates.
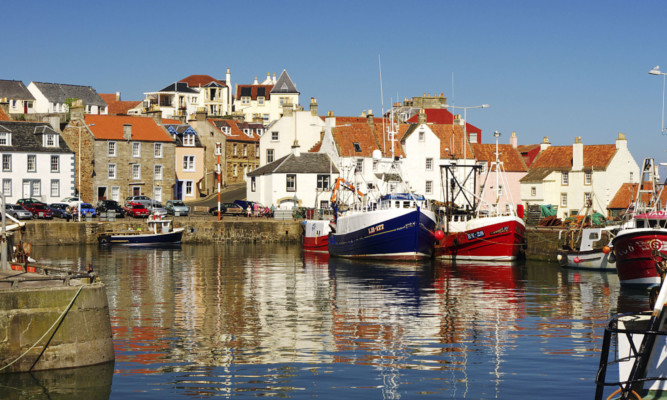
[98, 228, 184, 246]
[328, 208, 436, 260]
[302, 220, 330, 253]
[435, 216, 525, 261]
[611, 229, 667, 287]
[558, 249, 615, 271]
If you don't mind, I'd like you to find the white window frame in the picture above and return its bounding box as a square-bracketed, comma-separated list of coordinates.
[154, 164, 163, 180]
[44, 133, 58, 147]
[2, 179, 11, 196]
[286, 174, 296, 192]
[183, 135, 195, 146]
[27, 154, 36, 172]
[50, 155, 59, 172]
[531, 186, 536, 197]
[132, 164, 141, 180]
[271, 131, 279, 141]
[183, 155, 195, 171]
[356, 159, 363, 174]
[0, 132, 12, 146]
[562, 172, 569, 186]
[108, 141, 116, 157]
[267, 149, 274, 163]
[154, 143, 163, 158]
[153, 187, 162, 202]
[426, 180, 433, 194]
[185, 181, 193, 196]
[111, 186, 120, 201]
[426, 158, 433, 171]
[50, 180, 60, 197]
[584, 171, 591, 185]
[132, 142, 141, 157]
[2, 154, 11, 171]
[560, 193, 567, 208]
[108, 164, 117, 179]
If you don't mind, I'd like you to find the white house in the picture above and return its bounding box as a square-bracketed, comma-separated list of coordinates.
[0, 121, 75, 203]
[259, 100, 323, 166]
[143, 71, 232, 120]
[247, 144, 339, 210]
[234, 70, 299, 124]
[27, 82, 107, 115]
[0, 80, 35, 114]
[520, 133, 639, 218]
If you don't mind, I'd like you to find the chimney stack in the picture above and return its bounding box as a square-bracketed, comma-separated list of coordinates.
[195, 107, 207, 123]
[367, 109, 374, 126]
[0, 98, 8, 115]
[616, 132, 627, 149]
[540, 136, 551, 151]
[418, 109, 427, 125]
[70, 99, 85, 121]
[253, 76, 258, 85]
[310, 97, 318, 116]
[116, 92, 121, 101]
[123, 124, 132, 141]
[510, 131, 518, 148]
[572, 136, 583, 171]
[147, 105, 162, 124]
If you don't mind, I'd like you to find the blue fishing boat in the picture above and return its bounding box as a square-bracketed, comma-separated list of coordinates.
[328, 192, 436, 260]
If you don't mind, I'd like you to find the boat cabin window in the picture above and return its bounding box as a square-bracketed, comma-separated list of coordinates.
[588, 232, 599, 241]
[395, 201, 400, 208]
[637, 220, 645, 228]
[403, 201, 410, 208]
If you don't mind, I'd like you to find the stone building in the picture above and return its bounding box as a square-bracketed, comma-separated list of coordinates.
[61, 102, 175, 204]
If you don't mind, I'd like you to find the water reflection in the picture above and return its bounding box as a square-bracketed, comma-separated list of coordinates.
[0, 361, 114, 400]
[16, 244, 651, 399]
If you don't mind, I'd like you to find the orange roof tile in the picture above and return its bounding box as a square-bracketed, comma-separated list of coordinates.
[0, 107, 9, 121]
[406, 109, 481, 135]
[84, 115, 173, 142]
[471, 143, 527, 172]
[162, 118, 182, 125]
[608, 182, 667, 209]
[530, 144, 616, 170]
[427, 124, 473, 159]
[99, 93, 141, 115]
[208, 118, 259, 143]
[333, 120, 406, 158]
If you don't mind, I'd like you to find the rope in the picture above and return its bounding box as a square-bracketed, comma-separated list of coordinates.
[0, 285, 84, 372]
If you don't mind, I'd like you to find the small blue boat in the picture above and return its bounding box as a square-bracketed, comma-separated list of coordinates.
[98, 215, 184, 246]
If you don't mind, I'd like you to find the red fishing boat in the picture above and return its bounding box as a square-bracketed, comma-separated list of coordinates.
[301, 219, 331, 253]
[611, 158, 667, 287]
[434, 132, 526, 261]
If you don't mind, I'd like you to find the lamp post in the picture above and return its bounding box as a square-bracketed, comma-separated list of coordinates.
[649, 66, 667, 133]
[75, 123, 94, 222]
[443, 104, 490, 162]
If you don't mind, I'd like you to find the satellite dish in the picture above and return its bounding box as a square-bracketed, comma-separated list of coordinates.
[372, 149, 382, 160]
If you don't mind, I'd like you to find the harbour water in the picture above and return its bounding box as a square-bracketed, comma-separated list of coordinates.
[0, 243, 646, 399]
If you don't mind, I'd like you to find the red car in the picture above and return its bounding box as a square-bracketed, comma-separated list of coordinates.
[124, 202, 150, 218]
[23, 202, 53, 219]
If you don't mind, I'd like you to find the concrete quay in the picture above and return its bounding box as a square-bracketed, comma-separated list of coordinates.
[0, 266, 115, 373]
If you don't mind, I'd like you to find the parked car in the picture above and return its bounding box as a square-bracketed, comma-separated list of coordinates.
[49, 203, 71, 219]
[77, 203, 96, 218]
[5, 204, 33, 220]
[165, 200, 190, 216]
[96, 200, 126, 218]
[124, 202, 150, 218]
[124, 195, 152, 208]
[209, 202, 244, 216]
[23, 202, 53, 219]
[16, 198, 44, 207]
[148, 201, 168, 218]
[60, 196, 81, 207]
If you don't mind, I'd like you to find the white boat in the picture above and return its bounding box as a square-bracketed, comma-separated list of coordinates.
[557, 226, 618, 271]
[301, 219, 330, 253]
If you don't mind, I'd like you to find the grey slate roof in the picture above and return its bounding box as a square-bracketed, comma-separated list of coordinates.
[158, 82, 198, 94]
[519, 167, 556, 182]
[270, 70, 299, 94]
[31, 82, 106, 106]
[0, 121, 73, 153]
[0, 80, 34, 100]
[165, 124, 203, 147]
[248, 152, 338, 177]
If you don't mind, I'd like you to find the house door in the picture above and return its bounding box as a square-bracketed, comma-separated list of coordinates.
[176, 181, 183, 200]
[132, 187, 141, 196]
[97, 187, 107, 201]
[23, 181, 31, 198]
[23, 102, 28, 114]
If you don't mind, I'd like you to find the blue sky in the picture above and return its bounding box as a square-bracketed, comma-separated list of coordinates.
[3, 1, 667, 164]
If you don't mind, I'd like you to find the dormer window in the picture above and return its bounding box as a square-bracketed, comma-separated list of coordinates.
[0, 131, 11, 146]
[258, 96, 265, 105]
[353, 142, 362, 152]
[257, 129, 264, 136]
[43, 133, 59, 147]
[243, 129, 250, 135]
[183, 134, 195, 146]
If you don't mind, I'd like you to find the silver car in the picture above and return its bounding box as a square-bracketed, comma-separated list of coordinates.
[165, 200, 189, 216]
[148, 201, 168, 218]
[5, 204, 33, 220]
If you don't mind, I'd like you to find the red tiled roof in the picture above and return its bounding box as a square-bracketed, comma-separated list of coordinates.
[530, 145, 616, 170]
[208, 118, 259, 143]
[179, 75, 226, 87]
[84, 115, 173, 142]
[99, 93, 141, 115]
[406, 108, 482, 135]
[0, 107, 9, 121]
[471, 143, 527, 172]
[162, 118, 182, 125]
[333, 120, 406, 158]
[608, 182, 667, 209]
[427, 124, 473, 159]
